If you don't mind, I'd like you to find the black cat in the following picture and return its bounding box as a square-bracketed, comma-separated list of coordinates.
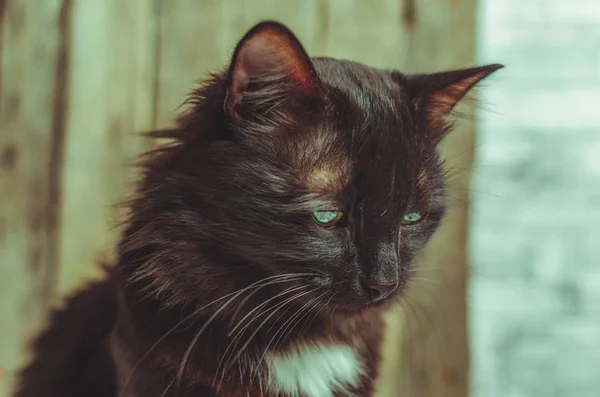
[15, 21, 502, 397]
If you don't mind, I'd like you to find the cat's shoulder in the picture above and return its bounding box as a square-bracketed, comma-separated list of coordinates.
[14, 269, 117, 397]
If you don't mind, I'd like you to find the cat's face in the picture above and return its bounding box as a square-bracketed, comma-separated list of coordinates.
[128, 22, 501, 312]
[214, 58, 451, 310]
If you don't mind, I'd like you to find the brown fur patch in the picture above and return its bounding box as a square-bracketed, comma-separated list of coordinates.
[293, 128, 352, 195]
[305, 161, 350, 193]
[417, 169, 428, 190]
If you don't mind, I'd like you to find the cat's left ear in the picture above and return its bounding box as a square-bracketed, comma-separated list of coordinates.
[224, 21, 319, 119]
[407, 64, 503, 134]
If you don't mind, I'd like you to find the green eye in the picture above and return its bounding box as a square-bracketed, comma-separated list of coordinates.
[401, 212, 422, 226]
[312, 210, 344, 227]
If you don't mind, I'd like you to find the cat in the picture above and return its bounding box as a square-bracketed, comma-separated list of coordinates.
[15, 21, 502, 397]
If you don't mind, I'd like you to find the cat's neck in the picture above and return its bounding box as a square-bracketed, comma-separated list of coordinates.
[112, 262, 383, 396]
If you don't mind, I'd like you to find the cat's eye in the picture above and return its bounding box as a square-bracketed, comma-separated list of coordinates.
[312, 210, 344, 228]
[401, 212, 422, 226]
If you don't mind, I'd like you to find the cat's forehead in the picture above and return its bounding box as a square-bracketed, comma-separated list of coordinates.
[293, 59, 426, 197]
[290, 60, 427, 201]
[296, 132, 429, 213]
[293, 128, 352, 194]
[295, 117, 423, 199]
[313, 58, 400, 108]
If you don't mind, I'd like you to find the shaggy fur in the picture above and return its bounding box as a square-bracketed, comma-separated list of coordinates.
[15, 21, 501, 397]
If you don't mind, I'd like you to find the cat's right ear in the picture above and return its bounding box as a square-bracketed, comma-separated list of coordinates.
[224, 21, 319, 119]
[405, 64, 503, 141]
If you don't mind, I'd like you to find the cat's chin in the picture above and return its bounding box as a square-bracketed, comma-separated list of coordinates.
[331, 295, 399, 317]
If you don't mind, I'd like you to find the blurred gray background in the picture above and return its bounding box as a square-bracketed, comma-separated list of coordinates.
[471, 0, 600, 396]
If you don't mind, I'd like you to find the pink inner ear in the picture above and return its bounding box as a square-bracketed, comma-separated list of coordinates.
[427, 72, 489, 126]
[232, 28, 315, 95]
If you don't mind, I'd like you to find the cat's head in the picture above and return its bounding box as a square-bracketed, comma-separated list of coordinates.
[124, 21, 501, 312]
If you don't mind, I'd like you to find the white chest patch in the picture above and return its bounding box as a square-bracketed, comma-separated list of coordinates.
[266, 343, 363, 397]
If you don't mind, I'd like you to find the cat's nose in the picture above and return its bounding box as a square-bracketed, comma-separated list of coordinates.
[365, 282, 397, 303]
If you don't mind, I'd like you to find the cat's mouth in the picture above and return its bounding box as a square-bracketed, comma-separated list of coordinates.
[295, 270, 410, 314]
[309, 279, 404, 313]
[330, 296, 398, 316]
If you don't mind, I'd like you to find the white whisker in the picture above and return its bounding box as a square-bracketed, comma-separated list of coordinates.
[214, 284, 310, 389]
[119, 272, 313, 396]
[228, 288, 317, 367]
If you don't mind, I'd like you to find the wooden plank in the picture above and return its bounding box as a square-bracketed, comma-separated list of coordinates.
[0, 0, 68, 394]
[398, 0, 478, 396]
[323, 0, 408, 69]
[57, 0, 157, 293]
[154, 0, 246, 129]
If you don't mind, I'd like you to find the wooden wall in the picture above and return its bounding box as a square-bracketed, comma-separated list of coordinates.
[0, 1, 478, 396]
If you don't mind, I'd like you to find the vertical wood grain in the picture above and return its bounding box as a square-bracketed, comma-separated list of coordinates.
[57, 0, 157, 293]
[399, 0, 478, 396]
[322, 0, 409, 69]
[154, 0, 245, 129]
[0, 0, 69, 394]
